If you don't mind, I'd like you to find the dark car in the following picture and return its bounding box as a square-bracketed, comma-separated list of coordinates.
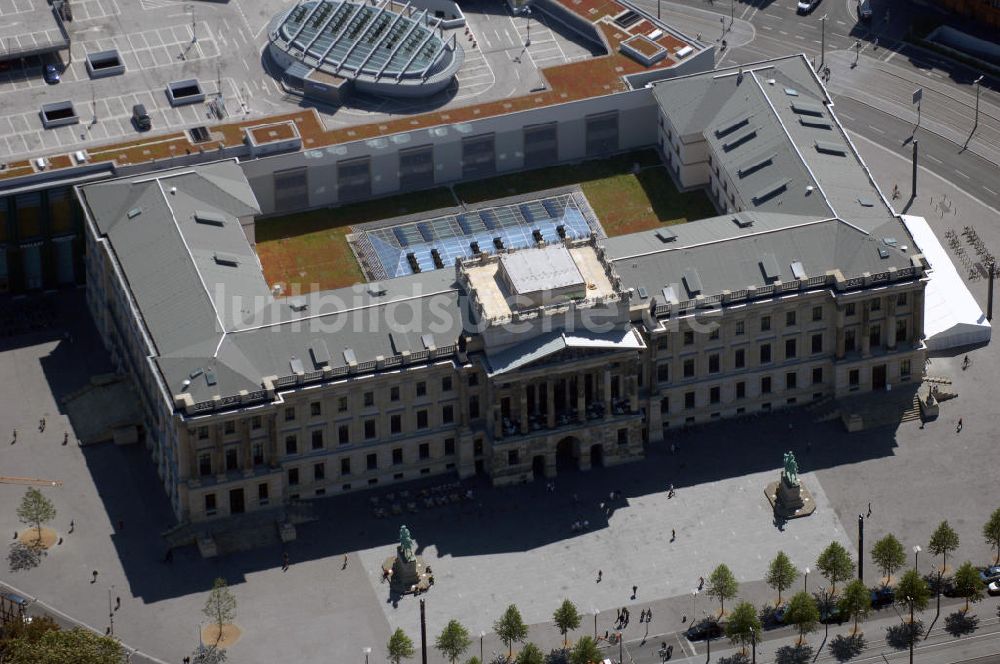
[871, 586, 894, 609]
[132, 104, 152, 131]
[979, 565, 1000, 583]
[43, 64, 60, 84]
[685, 618, 723, 641]
[819, 604, 843, 624]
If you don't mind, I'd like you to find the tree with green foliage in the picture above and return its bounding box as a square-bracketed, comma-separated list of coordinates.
[387, 628, 415, 664]
[202, 578, 236, 645]
[953, 561, 986, 613]
[766, 551, 798, 606]
[552, 599, 581, 647]
[895, 569, 930, 616]
[984, 507, 1000, 565]
[435, 620, 472, 664]
[871, 534, 907, 587]
[816, 541, 854, 596]
[2, 626, 126, 664]
[928, 521, 960, 574]
[707, 563, 739, 615]
[494, 604, 528, 659]
[568, 635, 603, 664]
[16, 488, 56, 546]
[838, 579, 871, 635]
[785, 591, 819, 645]
[465, 658, 481, 664]
[724, 601, 761, 654]
[190, 644, 227, 664]
[515, 643, 545, 664]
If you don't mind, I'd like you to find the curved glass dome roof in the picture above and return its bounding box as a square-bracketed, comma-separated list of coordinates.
[272, 0, 453, 81]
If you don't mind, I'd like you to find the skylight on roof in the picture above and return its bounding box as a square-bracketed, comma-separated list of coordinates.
[784, 88, 799, 96]
[714, 116, 750, 138]
[722, 128, 757, 152]
[752, 178, 790, 205]
[791, 100, 824, 117]
[737, 153, 774, 178]
[655, 228, 677, 243]
[213, 252, 239, 267]
[759, 253, 780, 282]
[790, 261, 806, 280]
[815, 140, 847, 156]
[194, 210, 226, 226]
[682, 268, 703, 296]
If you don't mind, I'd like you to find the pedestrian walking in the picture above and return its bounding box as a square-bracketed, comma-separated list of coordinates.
[68, 520, 74, 534]
[342, 553, 348, 569]
[866, 502, 872, 518]
[956, 418, 963, 432]
[115, 596, 121, 611]
[698, 576, 704, 590]
[63, 432, 68, 445]
[671, 528, 676, 541]
[91, 570, 99, 583]
[632, 584, 638, 599]
[282, 551, 290, 571]
[11, 429, 16, 443]
[647, 608, 653, 622]
[597, 569, 602, 583]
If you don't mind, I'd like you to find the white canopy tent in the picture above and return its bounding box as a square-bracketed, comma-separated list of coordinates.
[902, 215, 991, 351]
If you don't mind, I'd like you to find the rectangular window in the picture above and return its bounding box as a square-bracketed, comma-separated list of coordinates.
[657, 363, 670, 383]
[198, 426, 209, 440]
[736, 381, 746, 399]
[508, 450, 519, 466]
[258, 483, 269, 502]
[252, 443, 264, 466]
[846, 303, 856, 317]
[845, 329, 857, 352]
[468, 374, 479, 387]
[786, 311, 796, 327]
[341, 458, 351, 475]
[849, 369, 860, 387]
[285, 435, 298, 455]
[760, 343, 772, 364]
[812, 367, 823, 385]
[391, 414, 402, 435]
[310, 401, 321, 417]
[284, 407, 295, 421]
[416, 382, 427, 397]
[338, 424, 350, 445]
[442, 376, 453, 392]
[204, 493, 216, 514]
[897, 293, 908, 306]
[251, 416, 262, 430]
[417, 410, 429, 429]
[812, 305, 823, 322]
[761, 376, 772, 394]
[684, 391, 695, 409]
[785, 338, 797, 360]
[735, 321, 745, 336]
[311, 429, 324, 450]
[871, 298, 881, 312]
[364, 420, 376, 439]
[869, 324, 882, 348]
[224, 420, 235, 435]
[761, 316, 771, 332]
[474, 439, 483, 456]
[442, 405, 454, 424]
[708, 354, 720, 373]
[709, 328, 720, 341]
[469, 396, 480, 419]
[338, 397, 348, 412]
[288, 468, 299, 486]
[657, 336, 669, 350]
[900, 359, 911, 378]
[445, 438, 456, 455]
[895, 319, 907, 343]
[786, 372, 797, 390]
[390, 386, 400, 402]
[811, 333, 823, 354]
[366, 453, 378, 471]
[683, 330, 695, 346]
[683, 358, 695, 378]
[617, 428, 628, 445]
[419, 443, 430, 460]
[660, 397, 669, 414]
[734, 348, 745, 369]
[199, 453, 211, 476]
[314, 462, 325, 481]
[709, 386, 720, 404]
[393, 448, 403, 465]
[225, 448, 238, 472]
[363, 392, 374, 408]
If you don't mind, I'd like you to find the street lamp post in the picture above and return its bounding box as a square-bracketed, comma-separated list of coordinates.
[804, 567, 810, 593]
[913, 545, 922, 573]
[692, 590, 699, 620]
[819, 15, 827, 69]
[730, 0, 734, 30]
[108, 587, 114, 637]
[524, 7, 531, 47]
[363, 646, 372, 664]
[480, 631, 485, 662]
[973, 75, 984, 135]
[750, 626, 756, 664]
[907, 596, 915, 664]
[593, 609, 599, 639]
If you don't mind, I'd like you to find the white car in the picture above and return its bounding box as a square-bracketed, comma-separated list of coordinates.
[797, 0, 820, 13]
[989, 580, 1000, 596]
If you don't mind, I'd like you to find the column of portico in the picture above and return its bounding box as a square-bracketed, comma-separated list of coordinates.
[240, 418, 252, 472]
[492, 402, 503, 438]
[602, 368, 612, 420]
[265, 414, 278, 466]
[546, 379, 556, 428]
[576, 372, 586, 423]
[861, 301, 872, 357]
[212, 424, 225, 481]
[519, 382, 529, 434]
[886, 297, 897, 350]
[911, 290, 925, 346]
[835, 305, 846, 359]
[181, 430, 196, 480]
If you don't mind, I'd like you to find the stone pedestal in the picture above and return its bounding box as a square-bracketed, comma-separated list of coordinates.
[383, 545, 433, 595]
[765, 473, 816, 519]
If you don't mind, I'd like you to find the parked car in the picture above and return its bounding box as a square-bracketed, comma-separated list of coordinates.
[132, 103, 151, 131]
[988, 581, 1000, 596]
[685, 618, 723, 641]
[797, 0, 820, 13]
[857, 0, 872, 20]
[43, 64, 60, 84]
[979, 566, 1000, 583]
[871, 586, 894, 609]
[820, 604, 843, 624]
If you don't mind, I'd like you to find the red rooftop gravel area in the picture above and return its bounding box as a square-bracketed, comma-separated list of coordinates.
[247, 121, 300, 144]
[0, 1, 695, 182]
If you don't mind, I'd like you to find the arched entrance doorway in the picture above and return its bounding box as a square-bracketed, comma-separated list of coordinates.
[556, 437, 580, 472]
[590, 443, 604, 468]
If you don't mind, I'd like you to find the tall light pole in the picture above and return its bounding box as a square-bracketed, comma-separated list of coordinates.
[804, 567, 810, 593]
[479, 631, 485, 662]
[108, 587, 114, 636]
[692, 589, 699, 620]
[852, 39, 861, 68]
[913, 545, 922, 573]
[972, 75, 984, 135]
[363, 646, 371, 664]
[592, 609, 599, 639]
[907, 595, 915, 664]
[730, 0, 734, 30]
[524, 7, 531, 47]
[750, 626, 757, 664]
[819, 15, 827, 69]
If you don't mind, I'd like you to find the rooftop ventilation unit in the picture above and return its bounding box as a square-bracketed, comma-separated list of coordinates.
[878, 247, 890, 259]
[814, 141, 847, 156]
[759, 253, 781, 282]
[732, 216, 753, 228]
[213, 252, 239, 267]
[289, 298, 308, 312]
[682, 268, 703, 296]
[791, 101, 824, 117]
[310, 339, 331, 367]
[126, 207, 142, 219]
[752, 178, 791, 205]
[737, 153, 774, 178]
[205, 368, 217, 386]
[637, 286, 649, 299]
[655, 228, 677, 242]
[722, 129, 757, 152]
[784, 87, 798, 96]
[194, 210, 226, 226]
[368, 282, 386, 296]
[714, 116, 750, 139]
